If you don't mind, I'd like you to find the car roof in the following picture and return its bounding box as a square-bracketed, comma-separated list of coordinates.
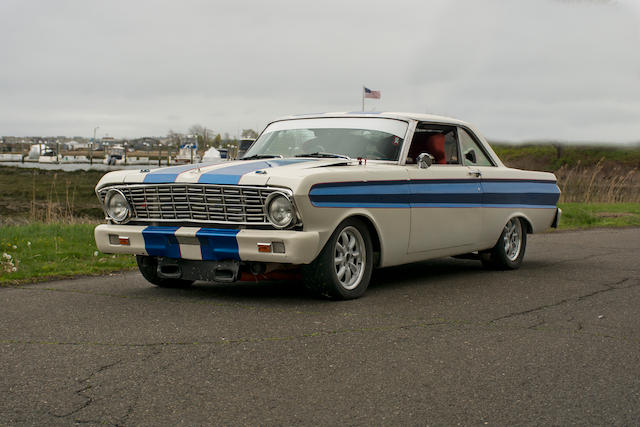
[275, 112, 469, 127]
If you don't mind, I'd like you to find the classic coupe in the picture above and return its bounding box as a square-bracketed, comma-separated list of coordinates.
[94, 113, 561, 299]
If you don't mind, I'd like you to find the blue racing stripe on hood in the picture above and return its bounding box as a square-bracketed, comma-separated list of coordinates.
[143, 164, 201, 183]
[198, 159, 315, 185]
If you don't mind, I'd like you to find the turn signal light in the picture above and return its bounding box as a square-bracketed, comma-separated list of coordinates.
[257, 243, 272, 253]
[257, 242, 285, 253]
[109, 234, 130, 246]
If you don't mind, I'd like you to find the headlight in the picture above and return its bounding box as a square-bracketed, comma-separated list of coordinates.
[265, 192, 295, 228]
[104, 189, 131, 223]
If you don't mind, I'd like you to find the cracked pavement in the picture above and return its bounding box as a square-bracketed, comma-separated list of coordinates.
[1, 228, 639, 425]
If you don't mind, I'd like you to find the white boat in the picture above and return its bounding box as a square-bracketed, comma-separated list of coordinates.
[175, 135, 200, 163]
[38, 152, 60, 163]
[29, 143, 53, 161]
[103, 145, 126, 165]
[201, 147, 225, 164]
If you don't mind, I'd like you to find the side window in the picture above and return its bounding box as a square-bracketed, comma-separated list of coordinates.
[407, 124, 459, 165]
[458, 128, 493, 167]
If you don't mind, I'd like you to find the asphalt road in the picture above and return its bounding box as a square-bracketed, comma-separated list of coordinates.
[1, 228, 639, 425]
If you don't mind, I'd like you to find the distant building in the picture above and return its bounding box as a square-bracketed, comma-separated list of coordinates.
[64, 140, 90, 150]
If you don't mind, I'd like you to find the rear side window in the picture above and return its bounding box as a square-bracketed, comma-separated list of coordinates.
[458, 128, 494, 167]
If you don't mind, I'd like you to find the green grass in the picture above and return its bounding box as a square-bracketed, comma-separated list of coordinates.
[0, 223, 136, 286]
[558, 203, 640, 230]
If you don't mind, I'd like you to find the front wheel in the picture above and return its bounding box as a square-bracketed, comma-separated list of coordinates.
[480, 217, 527, 270]
[136, 255, 194, 288]
[302, 218, 373, 300]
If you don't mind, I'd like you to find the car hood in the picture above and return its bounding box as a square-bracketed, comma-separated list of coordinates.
[95, 157, 355, 189]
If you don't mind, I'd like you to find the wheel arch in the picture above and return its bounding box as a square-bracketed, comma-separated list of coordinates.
[507, 212, 533, 234]
[345, 214, 383, 267]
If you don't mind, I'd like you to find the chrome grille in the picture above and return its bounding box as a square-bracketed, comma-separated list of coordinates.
[98, 184, 279, 225]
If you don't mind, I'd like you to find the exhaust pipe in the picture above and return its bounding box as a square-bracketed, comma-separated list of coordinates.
[157, 258, 182, 279]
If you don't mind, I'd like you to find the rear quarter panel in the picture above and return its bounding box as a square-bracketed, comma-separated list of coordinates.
[477, 167, 560, 249]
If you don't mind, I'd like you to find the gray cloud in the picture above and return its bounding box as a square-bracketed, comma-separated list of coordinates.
[0, 0, 638, 142]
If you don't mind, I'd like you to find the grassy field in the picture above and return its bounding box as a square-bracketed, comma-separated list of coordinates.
[2, 144, 639, 224]
[492, 143, 640, 203]
[0, 166, 105, 224]
[492, 143, 640, 171]
[0, 223, 136, 286]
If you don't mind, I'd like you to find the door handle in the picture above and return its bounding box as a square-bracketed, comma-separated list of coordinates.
[468, 169, 482, 177]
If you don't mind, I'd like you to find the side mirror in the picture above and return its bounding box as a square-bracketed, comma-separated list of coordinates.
[417, 152, 434, 169]
[465, 149, 477, 164]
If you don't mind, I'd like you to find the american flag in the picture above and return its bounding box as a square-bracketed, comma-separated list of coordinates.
[364, 87, 381, 99]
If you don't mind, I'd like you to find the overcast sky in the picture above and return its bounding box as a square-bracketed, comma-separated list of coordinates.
[1, 0, 639, 142]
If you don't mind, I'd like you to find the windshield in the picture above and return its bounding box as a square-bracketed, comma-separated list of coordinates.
[244, 117, 408, 161]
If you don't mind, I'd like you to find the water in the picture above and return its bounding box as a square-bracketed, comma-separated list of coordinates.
[0, 161, 164, 172]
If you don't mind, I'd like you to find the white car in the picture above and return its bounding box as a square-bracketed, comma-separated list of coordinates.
[95, 113, 561, 299]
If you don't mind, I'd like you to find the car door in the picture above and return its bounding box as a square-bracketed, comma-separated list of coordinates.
[456, 126, 508, 247]
[406, 124, 483, 254]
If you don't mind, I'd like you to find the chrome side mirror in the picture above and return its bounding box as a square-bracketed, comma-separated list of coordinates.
[417, 153, 434, 169]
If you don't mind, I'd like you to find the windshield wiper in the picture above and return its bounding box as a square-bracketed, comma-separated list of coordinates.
[294, 152, 351, 159]
[241, 154, 283, 160]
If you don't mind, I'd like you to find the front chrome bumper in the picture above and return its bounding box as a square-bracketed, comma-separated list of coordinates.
[94, 224, 321, 264]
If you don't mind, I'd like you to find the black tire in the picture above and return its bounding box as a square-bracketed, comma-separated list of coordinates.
[302, 218, 374, 300]
[480, 217, 527, 270]
[136, 255, 194, 288]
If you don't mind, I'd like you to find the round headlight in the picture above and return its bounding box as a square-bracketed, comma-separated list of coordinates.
[266, 193, 295, 228]
[104, 189, 131, 223]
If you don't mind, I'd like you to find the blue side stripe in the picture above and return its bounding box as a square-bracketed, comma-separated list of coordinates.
[196, 228, 240, 260]
[198, 159, 314, 185]
[142, 226, 182, 258]
[483, 180, 560, 206]
[309, 180, 560, 208]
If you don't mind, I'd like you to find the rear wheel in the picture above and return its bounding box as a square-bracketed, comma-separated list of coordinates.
[136, 255, 193, 288]
[302, 218, 373, 300]
[480, 217, 527, 270]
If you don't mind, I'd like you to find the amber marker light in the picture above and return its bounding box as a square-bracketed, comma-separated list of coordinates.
[257, 243, 272, 253]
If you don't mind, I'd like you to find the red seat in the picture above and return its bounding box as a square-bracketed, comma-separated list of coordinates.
[407, 133, 446, 164]
[425, 134, 446, 164]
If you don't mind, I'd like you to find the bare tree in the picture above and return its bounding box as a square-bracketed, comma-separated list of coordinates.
[188, 124, 205, 136]
[166, 130, 182, 148]
[188, 124, 213, 149]
[241, 129, 259, 139]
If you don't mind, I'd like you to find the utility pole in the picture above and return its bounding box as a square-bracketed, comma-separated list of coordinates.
[90, 126, 99, 165]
